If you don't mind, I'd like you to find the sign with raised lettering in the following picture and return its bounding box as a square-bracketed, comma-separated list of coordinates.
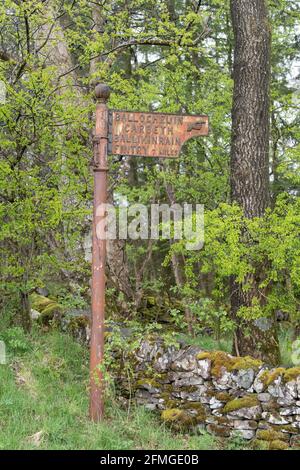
[109, 111, 209, 158]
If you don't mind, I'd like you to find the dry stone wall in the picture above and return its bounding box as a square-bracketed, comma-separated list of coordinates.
[118, 339, 300, 449]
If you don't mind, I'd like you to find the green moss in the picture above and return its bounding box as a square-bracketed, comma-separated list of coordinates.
[269, 440, 289, 451]
[230, 356, 263, 371]
[30, 293, 62, 319]
[215, 392, 233, 402]
[68, 316, 89, 329]
[222, 395, 259, 414]
[196, 351, 262, 378]
[283, 367, 300, 382]
[136, 378, 161, 388]
[161, 384, 173, 393]
[207, 424, 230, 438]
[252, 439, 270, 450]
[146, 296, 156, 306]
[256, 430, 287, 442]
[161, 408, 199, 429]
[164, 399, 181, 409]
[177, 385, 198, 393]
[196, 414, 206, 424]
[271, 424, 298, 434]
[181, 402, 204, 411]
[197, 352, 211, 361]
[158, 392, 171, 400]
[205, 388, 217, 398]
[260, 368, 285, 387]
[161, 409, 183, 422]
[197, 351, 232, 377]
[212, 416, 230, 426]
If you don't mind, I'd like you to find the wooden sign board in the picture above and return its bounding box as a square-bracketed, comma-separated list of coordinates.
[109, 111, 209, 158]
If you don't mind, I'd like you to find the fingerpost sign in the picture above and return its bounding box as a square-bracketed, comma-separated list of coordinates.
[90, 84, 209, 421]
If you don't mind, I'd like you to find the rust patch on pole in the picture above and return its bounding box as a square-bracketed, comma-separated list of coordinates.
[109, 111, 209, 158]
[89, 83, 110, 422]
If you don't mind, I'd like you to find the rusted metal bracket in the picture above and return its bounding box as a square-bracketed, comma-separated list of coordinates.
[92, 134, 109, 171]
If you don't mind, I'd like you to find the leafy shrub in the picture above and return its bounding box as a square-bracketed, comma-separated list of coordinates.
[0, 327, 31, 354]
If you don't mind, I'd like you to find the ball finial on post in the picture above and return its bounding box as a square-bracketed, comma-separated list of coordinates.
[95, 83, 111, 103]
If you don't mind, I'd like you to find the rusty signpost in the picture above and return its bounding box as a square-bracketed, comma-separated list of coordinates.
[90, 84, 209, 421]
[109, 110, 209, 158]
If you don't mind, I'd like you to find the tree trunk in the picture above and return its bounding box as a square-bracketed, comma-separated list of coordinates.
[20, 291, 31, 333]
[230, 0, 280, 365]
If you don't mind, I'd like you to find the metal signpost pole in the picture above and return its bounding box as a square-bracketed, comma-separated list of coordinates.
[90, 83, 110, 421]
[89, 83, 208, 421]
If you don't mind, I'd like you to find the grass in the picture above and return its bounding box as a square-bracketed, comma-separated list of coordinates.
[0, 327, 217, 450]
[180, 333, 232, 353]
[278, 326, 295, 367]
[2, 324, 293, 450]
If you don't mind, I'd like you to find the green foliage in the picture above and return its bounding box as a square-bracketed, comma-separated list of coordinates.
[0, 328, 216, 450]
[226, 433, 251, 451]
[166, 197, 300, 329]
[0, 327, 31, 354]
[0, 0, 299, 357]
[103, 320, 180, 393]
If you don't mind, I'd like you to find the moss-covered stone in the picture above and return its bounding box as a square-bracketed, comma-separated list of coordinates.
[230, 356, 263, 371]
[215, 392, 233, 403]
[173, 385, 198, 393]
[269, 440, 289, 451]
[271, 424, 298, 434]
[252, 439, 270, 450]
[256, 430, 288, 442]
[161, 408, 183, 422]
[163, 399, 181, 409]
[207, 423, 230, 438]
[196, 351, 262, 378]
[161, 408, 199, 430]
[253, 437, 290, 450]
[136, 378, 161, 388]
[30, 293, 63, 322]
[283, 367, 300, 382]
[197, 352, 211, 361]
[165, 402, 207, 423]
[197, 351, 231, 377]
[222, 395, 259, 414]
[207, 416, 231, 426]
[181, 402, 205, 411]
[259, 368, 285, 388]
